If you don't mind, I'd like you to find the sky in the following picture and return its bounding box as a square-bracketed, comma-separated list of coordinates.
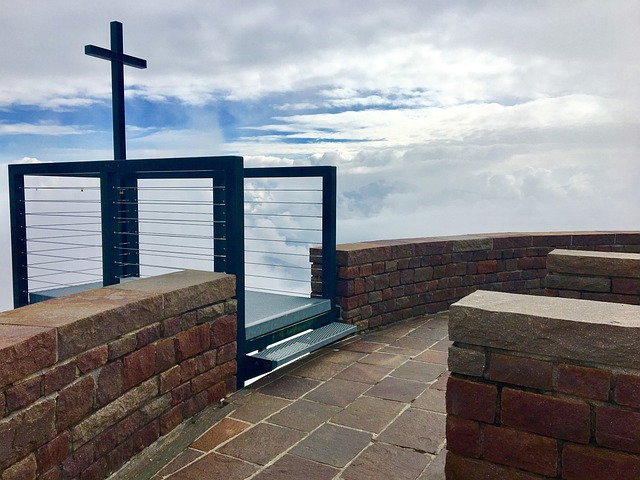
[1, 1, 639, 311]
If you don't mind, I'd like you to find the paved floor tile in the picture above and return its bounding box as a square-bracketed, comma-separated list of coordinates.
[229, 393, 291, 423]
[430, 339, 453, 352]
[358, 352, 409, 367]
[319, 349, 367, 365]
[340, 340, 386, 353]
[378, 408, 446, 454]
[430, 371, 450, 391]
[258, 375, 322, 400]
[342, 442, 430, 480]
[251, 454, 339, 480]
[268, 399, 341, 432]
[291, 359, 347, 381]
[412, 388, 446, 414]
[366, 376, 427, 403]
[418, 448, 446, 479]
[407, 326, 448, 341]
[304, 378, 370, 407]
[167, 453, 257, 480]
[155, 448, 203, 478]
[334, 362, 393, 385]
[389, 335, 436, 352]
[413, 350, 448, 365]
[191, 418, 250, 452]
[332, 395, 405, 433]
[290, 423, 372, 468]
[218, 423, 305, 465]
[379, 345, 425, 356]
[391, 361, 447, 383]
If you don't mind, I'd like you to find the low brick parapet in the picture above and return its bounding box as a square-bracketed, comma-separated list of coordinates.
[311, 231, 640, 331]
[446, 290, 640, 479]
[545, 249, 640, 305]
[0, 270, 237, 480]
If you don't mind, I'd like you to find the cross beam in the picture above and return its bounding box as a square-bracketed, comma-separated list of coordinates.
[85, 21, 147, 160]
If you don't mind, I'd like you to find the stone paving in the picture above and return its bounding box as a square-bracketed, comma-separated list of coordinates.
[151, 312, 450, 480]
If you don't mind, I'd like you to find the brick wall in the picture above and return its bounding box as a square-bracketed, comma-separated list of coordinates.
[311, 232, 640, 331]
[447, 290, 640, 479]
[545, 249, 640, 305]
[0, 270, 237, 480]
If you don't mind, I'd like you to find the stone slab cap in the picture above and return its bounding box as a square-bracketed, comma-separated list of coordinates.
[450, 290, 640, 370]
[0, 324, 56, 388]
[0, 287, 163, 360]
[109, 270, 236, 317]
[548, 249, 640, 278]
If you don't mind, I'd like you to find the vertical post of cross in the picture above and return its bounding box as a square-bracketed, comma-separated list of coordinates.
[85, 21, 147, 282]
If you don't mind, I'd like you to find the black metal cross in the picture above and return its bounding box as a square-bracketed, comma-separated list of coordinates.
[85, 21, 147, 160]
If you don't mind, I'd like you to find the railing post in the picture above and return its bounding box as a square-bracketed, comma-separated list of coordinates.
[8, 168, 29, 308]
[322, 167, 338, 310]
[100, 171, 120, 286]
[213, 175, 226, 272]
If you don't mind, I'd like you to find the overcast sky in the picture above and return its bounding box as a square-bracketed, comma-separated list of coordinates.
[1, 1, 639, 311]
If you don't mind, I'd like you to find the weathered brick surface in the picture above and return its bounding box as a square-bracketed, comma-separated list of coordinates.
[37, 432, 69, 475]
[0, 325, 56, 389]
[557, 363, 611, 400]
[56, 376, 95, 431]
[489, 353, 553, 390]
[446, 376, 496, 423]
[43, 362, 77, 396]
[77, 346, 108, 373]
[563, 443, 640, 480]
[596, 406, 640, 454]
[501, 387, 590, 443]
[445, 451, 546, 480]
[483, 424, 557, 477]
[2, 452, 37, 480]
[616, 374, 640, 408]
[446, 415, 481, 458]
[96, 361, 123, 407]
[122, 343, 156, 390]
[212, 314, 237, 347]
[175, 323, 210, 361]
[447, 345, 485, 377]
[6, 376, 42, 412]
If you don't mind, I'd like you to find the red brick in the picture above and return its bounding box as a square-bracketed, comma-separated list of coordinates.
[373, 261, 385, 274]
[191, 366, 223, 394]
[212, 314, 237, 347]
[77, 346, 108, 373]
[2, 452, 37, 480]
[37, 432, 69, 474]
[340, 295, 360, 310]
[0, 325, 56, 390]
[337, 280, 355, 297]
[183, 390, 208, 417]
[105, 436, 134, 475]
[612, 278, 640, 295]
[596, 406, 640, 454]
[563, 443, 640, 480]
[175, 324, 211, 361]
[43, 362, 77, 395]
[62, 441, 94, 479]
[489, 353, 553, 390]
[13, 398, 56, 457]
[96, 360, 123, 407]
[122, 343, 156, 390]
[155, 337, 176, 373]
[132, 419, 160, 451]
[501, 388, 590, 443]
[160, 365, 181, 394]
[6, 376, 42, 412]
[207, 381, 227, 403]
[338, 266, 360, 279]
[446, 415, 481, 458]
[615, 374, 640, 408]
[172, 382, 191, 405]
[557, 364, 611, 400]
[79, 457, 106, 480]
[446, 376, 497, 423]
[39, 467, 61, 480]
[180, 357, 196, 382]
[107, 334, 136, 360]
[160, 406, 183, 435]
[217, 342, 237, 365]
[136, 324, 161, 348]
[517, 256, 546, 270]
[493, 236, 533, 249]
[56, 376, 95, 431]
[94, 412, 141, 459]
[446, 451, 547, 480]
[161, 316, 182, 337]
[483, 425, 557, 477]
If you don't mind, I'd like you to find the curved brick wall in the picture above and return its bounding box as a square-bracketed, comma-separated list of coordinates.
[312, 232, 640, 330]
[0, 271, 238, 480]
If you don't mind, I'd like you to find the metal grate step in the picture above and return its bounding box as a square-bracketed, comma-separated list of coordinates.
[248, 322, 357, 368]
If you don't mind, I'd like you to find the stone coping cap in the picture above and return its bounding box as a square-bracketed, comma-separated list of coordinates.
[0, 324, 56, 388]
[548, 249, 640, 278]
[0, 270, 236, 360]
[450, 290, 640, 369]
